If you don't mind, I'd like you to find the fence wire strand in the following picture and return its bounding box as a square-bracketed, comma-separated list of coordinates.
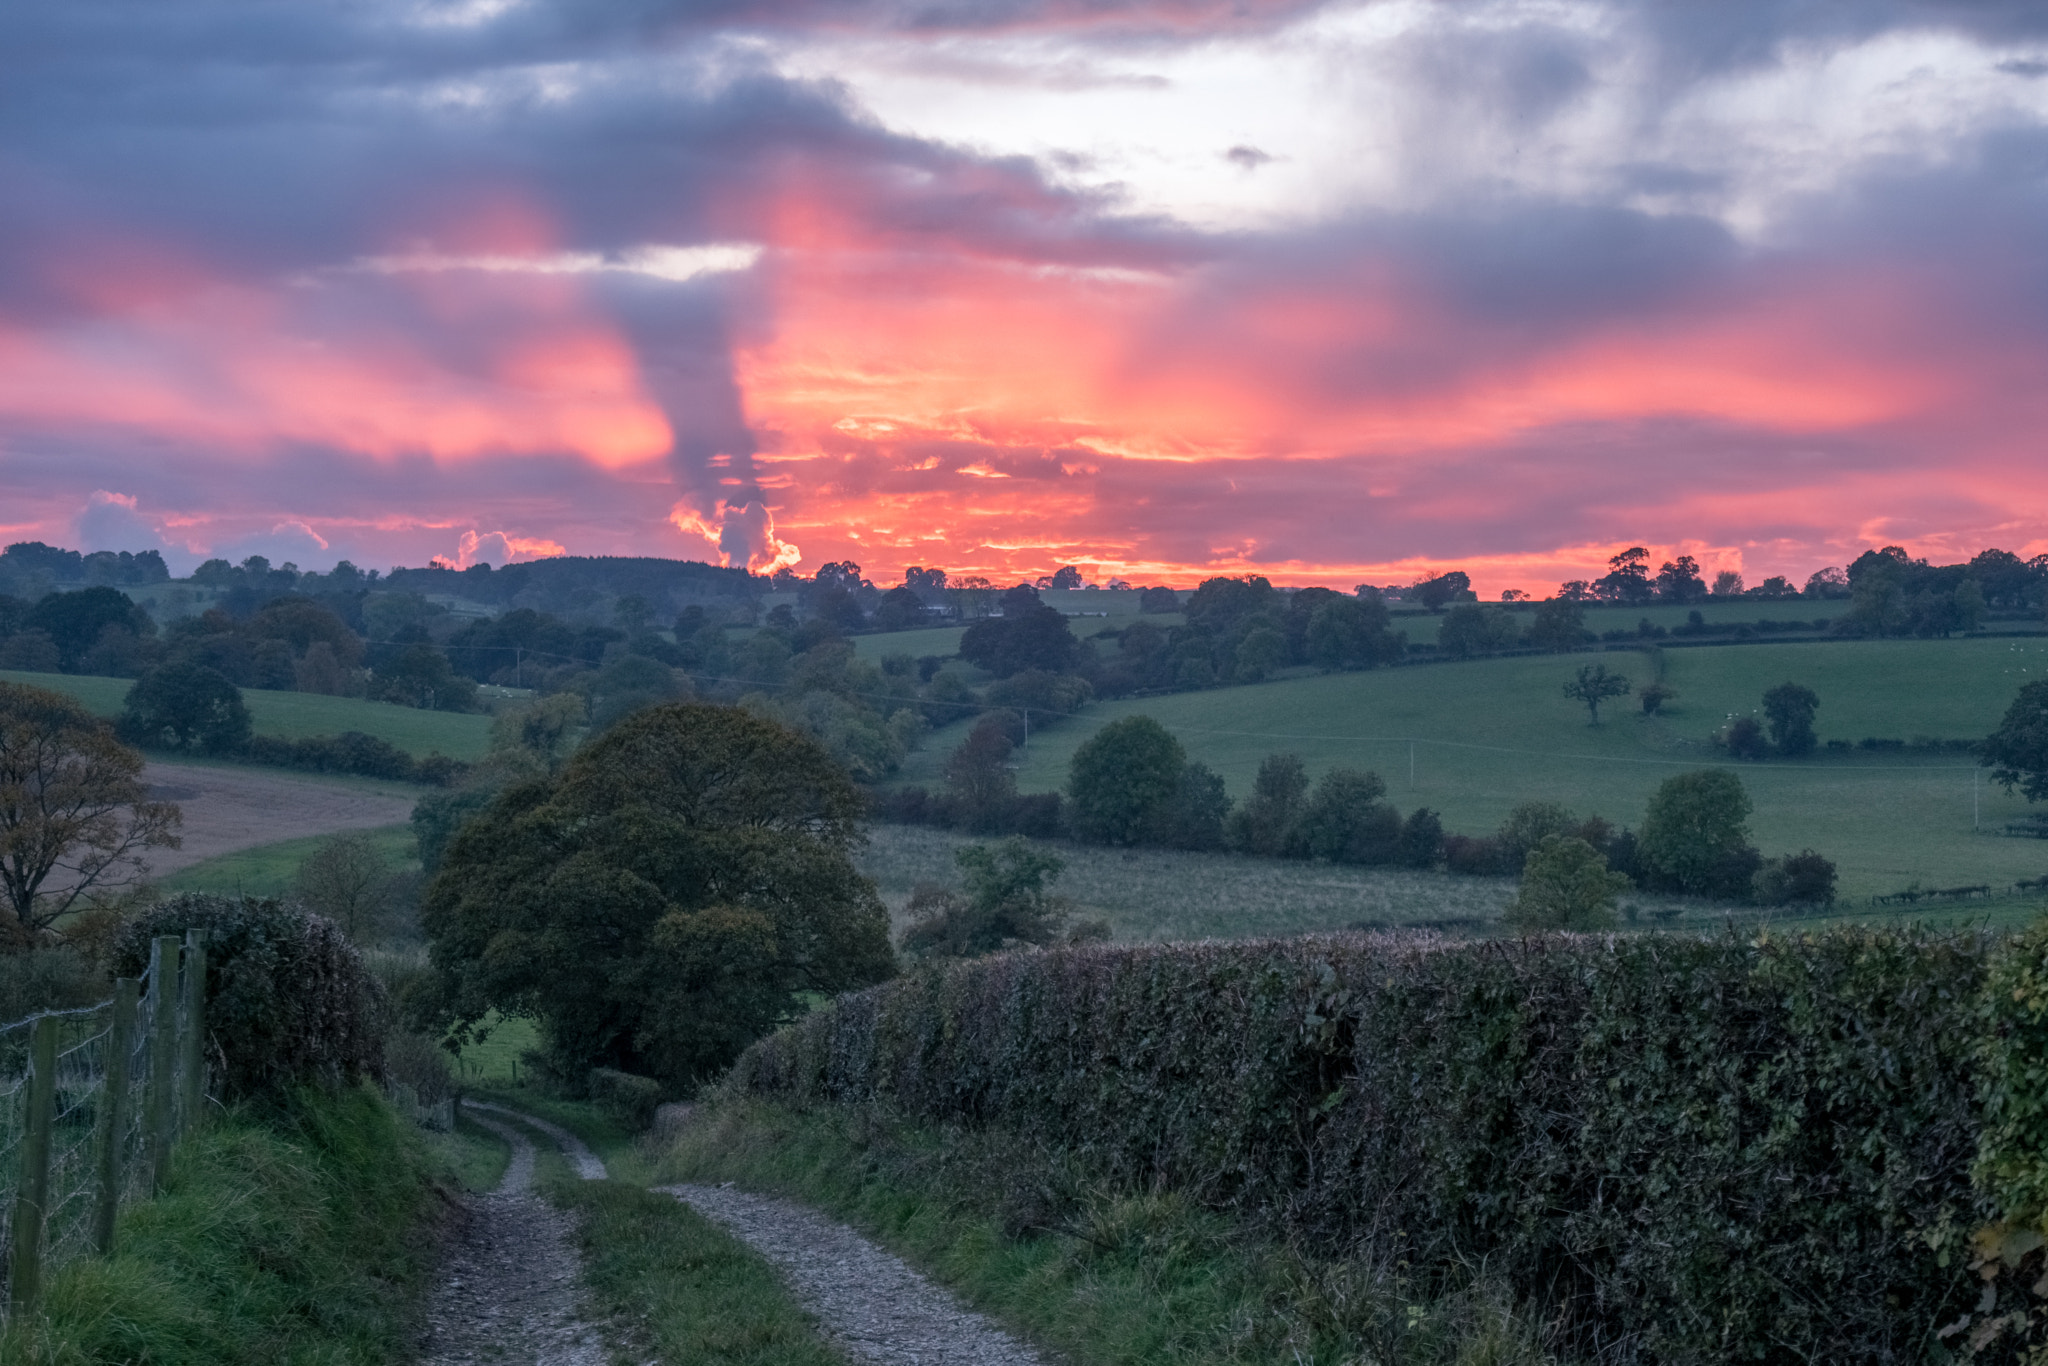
[0, 959, 201, 1316]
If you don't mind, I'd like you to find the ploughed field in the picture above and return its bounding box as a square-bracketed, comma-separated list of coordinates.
[897, 637, 2048, 904]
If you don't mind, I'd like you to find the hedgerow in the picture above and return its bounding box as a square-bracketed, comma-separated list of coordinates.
[726, 928, 2010, 1364]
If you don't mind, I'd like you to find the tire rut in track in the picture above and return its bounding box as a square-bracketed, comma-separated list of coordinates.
[416, 1106, 609, 1366]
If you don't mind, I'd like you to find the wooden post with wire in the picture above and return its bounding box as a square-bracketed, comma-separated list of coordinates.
[177, 929, 209, 1134]
[146, 936, 181, 1192]
[92, 977, 141, 1255]
[9, 1014, 60, 1315]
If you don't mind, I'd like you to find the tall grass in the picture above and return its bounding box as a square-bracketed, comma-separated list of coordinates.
[659, 1099, 1559, 1366]
[0, 1086, 442, 1366]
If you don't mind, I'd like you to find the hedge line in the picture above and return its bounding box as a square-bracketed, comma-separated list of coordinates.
[727, 929, 2010, 1364]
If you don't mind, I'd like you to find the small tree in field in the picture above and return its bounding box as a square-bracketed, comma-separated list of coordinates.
[1638, 769, 1753, 896]
[1564, 664, 1631, 723]
[1505, 835, 1628, 930]
[119, 663, 251, 753]
[1762, 682, 1820, 756]
[294, 832, 398, 942]
[1, 681, 181, 942]
[1067, 716, 1186, 845]
[1982, 679, 2048, 802]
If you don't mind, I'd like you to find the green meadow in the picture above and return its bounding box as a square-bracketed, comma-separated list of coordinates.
[0, 668, 493, 759]
[157, 823, 418, 899]
[899, 637, 2048, 902]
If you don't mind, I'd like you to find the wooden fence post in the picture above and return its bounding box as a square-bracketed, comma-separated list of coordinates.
[146, 936, 180, 1193]
[177, 930, 208, 1134]
[8, 1015, 60, 1316]
[92, 978, 141, 1256]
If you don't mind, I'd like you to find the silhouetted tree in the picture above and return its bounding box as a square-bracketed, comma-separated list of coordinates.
[1067, 716, 1185, 845]
[1762, 682, 1820, 756]
[120, 662, 252, 753]
[1563, 663, 1631, 723]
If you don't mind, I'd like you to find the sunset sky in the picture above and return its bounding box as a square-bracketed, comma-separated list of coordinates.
[4, 0, 2048, 592]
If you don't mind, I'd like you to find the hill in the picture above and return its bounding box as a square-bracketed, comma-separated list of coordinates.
[0, 668, 492, 759]
[897, 637, 2048, 901]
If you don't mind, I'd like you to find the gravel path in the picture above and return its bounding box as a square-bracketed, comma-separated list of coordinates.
[659, 1183, 1050, 1366]
[416, 1107, 611, 1366]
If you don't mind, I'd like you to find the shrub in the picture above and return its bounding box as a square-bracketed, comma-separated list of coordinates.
[1723, 715, 1770, 759]
[588, 1066, 665, 1130]
[112, 894, 386, 1102]
[1754, 849, 1839, 906]
[119, 663, 252, 754]
[1637, 768, 1753, 894]
[1504, 835, 1627, 930]
[1067, 716, 1185, 845]
[729, 928, 1999, 1363]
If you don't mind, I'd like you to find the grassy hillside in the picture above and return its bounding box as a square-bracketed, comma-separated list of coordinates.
[0, 669, 493, 759]
[898, 637, 2048, 902]
[159, 823, 418, 898]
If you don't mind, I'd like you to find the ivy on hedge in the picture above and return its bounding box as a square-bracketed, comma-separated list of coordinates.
[727, 929, 2010, 1363]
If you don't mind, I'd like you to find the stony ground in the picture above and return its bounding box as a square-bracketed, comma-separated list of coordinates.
[418, 1104, 1053, 1365]
[661, 1183, 1049, 1366]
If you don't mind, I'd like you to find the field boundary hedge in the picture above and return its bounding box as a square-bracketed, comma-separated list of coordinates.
[728, 928, 2020, 1364]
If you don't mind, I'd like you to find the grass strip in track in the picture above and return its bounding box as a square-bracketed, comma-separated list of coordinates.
[544, 1177, 848, 1366]
[0, 1086, 443, 1366]
[658, 1098, 1555, 1366]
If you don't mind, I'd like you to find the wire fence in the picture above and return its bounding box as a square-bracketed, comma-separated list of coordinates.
[0, 932, 210, 1319]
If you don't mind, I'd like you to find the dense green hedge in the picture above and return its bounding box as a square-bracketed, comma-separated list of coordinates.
[727, 929, 2008, 1363]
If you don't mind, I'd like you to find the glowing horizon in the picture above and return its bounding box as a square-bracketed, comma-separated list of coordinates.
[5, 0, 2048, 596]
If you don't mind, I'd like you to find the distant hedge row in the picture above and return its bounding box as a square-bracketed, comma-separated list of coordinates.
[241, 731, 466, 786]
[727, 929, 2024, 1363]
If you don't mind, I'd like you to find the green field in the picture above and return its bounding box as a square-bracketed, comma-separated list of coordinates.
[894, 638, 2048, 902]
[158, 823, 418, 899]
[0, 669, 493, 759]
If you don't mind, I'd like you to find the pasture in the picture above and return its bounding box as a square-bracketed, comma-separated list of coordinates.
[156, 821, 417, 898]
[0, 668, 493, 759]
[897, 637, 2048, 902]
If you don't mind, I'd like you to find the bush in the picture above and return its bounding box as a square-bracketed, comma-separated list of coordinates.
[588, 1066, 665, 1130]
[1754, 849, 1839, 906]
[729, 928, 2000, 1363]
[1067, 716, 1186, 845]
[1504, 835, 1627, 930]
[112, 895, 387, 1102]
[242, 730, 465, 785]
[0, 945, 103, 1021]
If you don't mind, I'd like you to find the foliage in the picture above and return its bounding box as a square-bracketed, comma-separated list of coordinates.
[728, 927, 1998, 1364]
[0, 945, 105, 1020]
[959, 591, 1082, 678]
[1636, 768, 1753, 896]
[1984, 679, 2048, 803]
[0, 680, 181, 941]
[1638, 681, 1675, 713]
[113, 894, 387, 1102]
[1303, 595, 1404, 670]
[588, 1066, 666, 1130]
[1722, 714, 1769, 759]
[1526, 598, 1588, 652]
[119, 662, 253, 753]
[1067, 716, 1186, 845]
[900, 838, 1103, 959]
[415, 701, 895, 1091]
[1150, 760, 1232, 851]
[1437, 604, 1519, 659]
[1763, 680, 1821, 756]
[242, 728, 464, 785]
[1290, 767, 1401, 864]
[1753, 849, 1838, 906]
[1504, 835, 1626, 929]
[0, 1086, 439, 1366]
[369, 641, 479, 712]
[1561, 662, 1631, 722]
[293, 832, 402, 943]
[664, 1099, 1558, 1366]
[1225, 752, 1309, 856]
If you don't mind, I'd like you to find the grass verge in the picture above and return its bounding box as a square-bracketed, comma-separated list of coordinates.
[658, 1097, 1558, 1366]
[427, 1111, 514, 1194]
[0, 1085, 445, 1366]
[542, 1177, 846, 1366]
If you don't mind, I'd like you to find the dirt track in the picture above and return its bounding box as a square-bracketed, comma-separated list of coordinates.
[138, 761, 419, 879]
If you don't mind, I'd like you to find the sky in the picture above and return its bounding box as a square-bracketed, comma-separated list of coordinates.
[4, 0, 2048, 593]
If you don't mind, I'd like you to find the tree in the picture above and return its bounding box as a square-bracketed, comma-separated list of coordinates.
[26, 587, 153, 671]
[1505, 835, 1628, 930]
[1291, 768, 1401, 864]
[1761, 682, 1820, 756]
[1527, 599, 1588, 652]
[1151, 761, 1231, 851]
[1225, 753, 1309, 856]
[372, 642, 479, 712]
[1137, 586, 1180, 614]
[294, 833, 399, 942]
[1640, 682, 1676, 714]
[1637, 769, 1753, 896]
[1563, 663, 1631, 723]
[1654, 555, 1707, 603]
[872, 585, 927, 632]
[1067, 716, 1185, 844]
[1754, 850, 1838, 907]
[1723, 716, 1769, 760]
[1305, 596, 1402, 670]
[119, 662, 252, 753]
[415, 702, 895, 1089]
[0, 681, 181, 942]
[1711, 570, 1744, 597]
[1497, 800, 1580, 870]
[1232, 626, 1289, 682]
[1397, 807, 1444, 868]
[490, 692, 586, 772]
[1413, 570, 1472, 612]
[1596, 548, 1653, 605]
[945, 714, 1019, 828]
[959, 594, 1081, 678]
[1983, 679, 2048, 803]
[1047, 566, 1085, 590]
[1438, 604, 1519, 659]
[898, 838, 1101, 959]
